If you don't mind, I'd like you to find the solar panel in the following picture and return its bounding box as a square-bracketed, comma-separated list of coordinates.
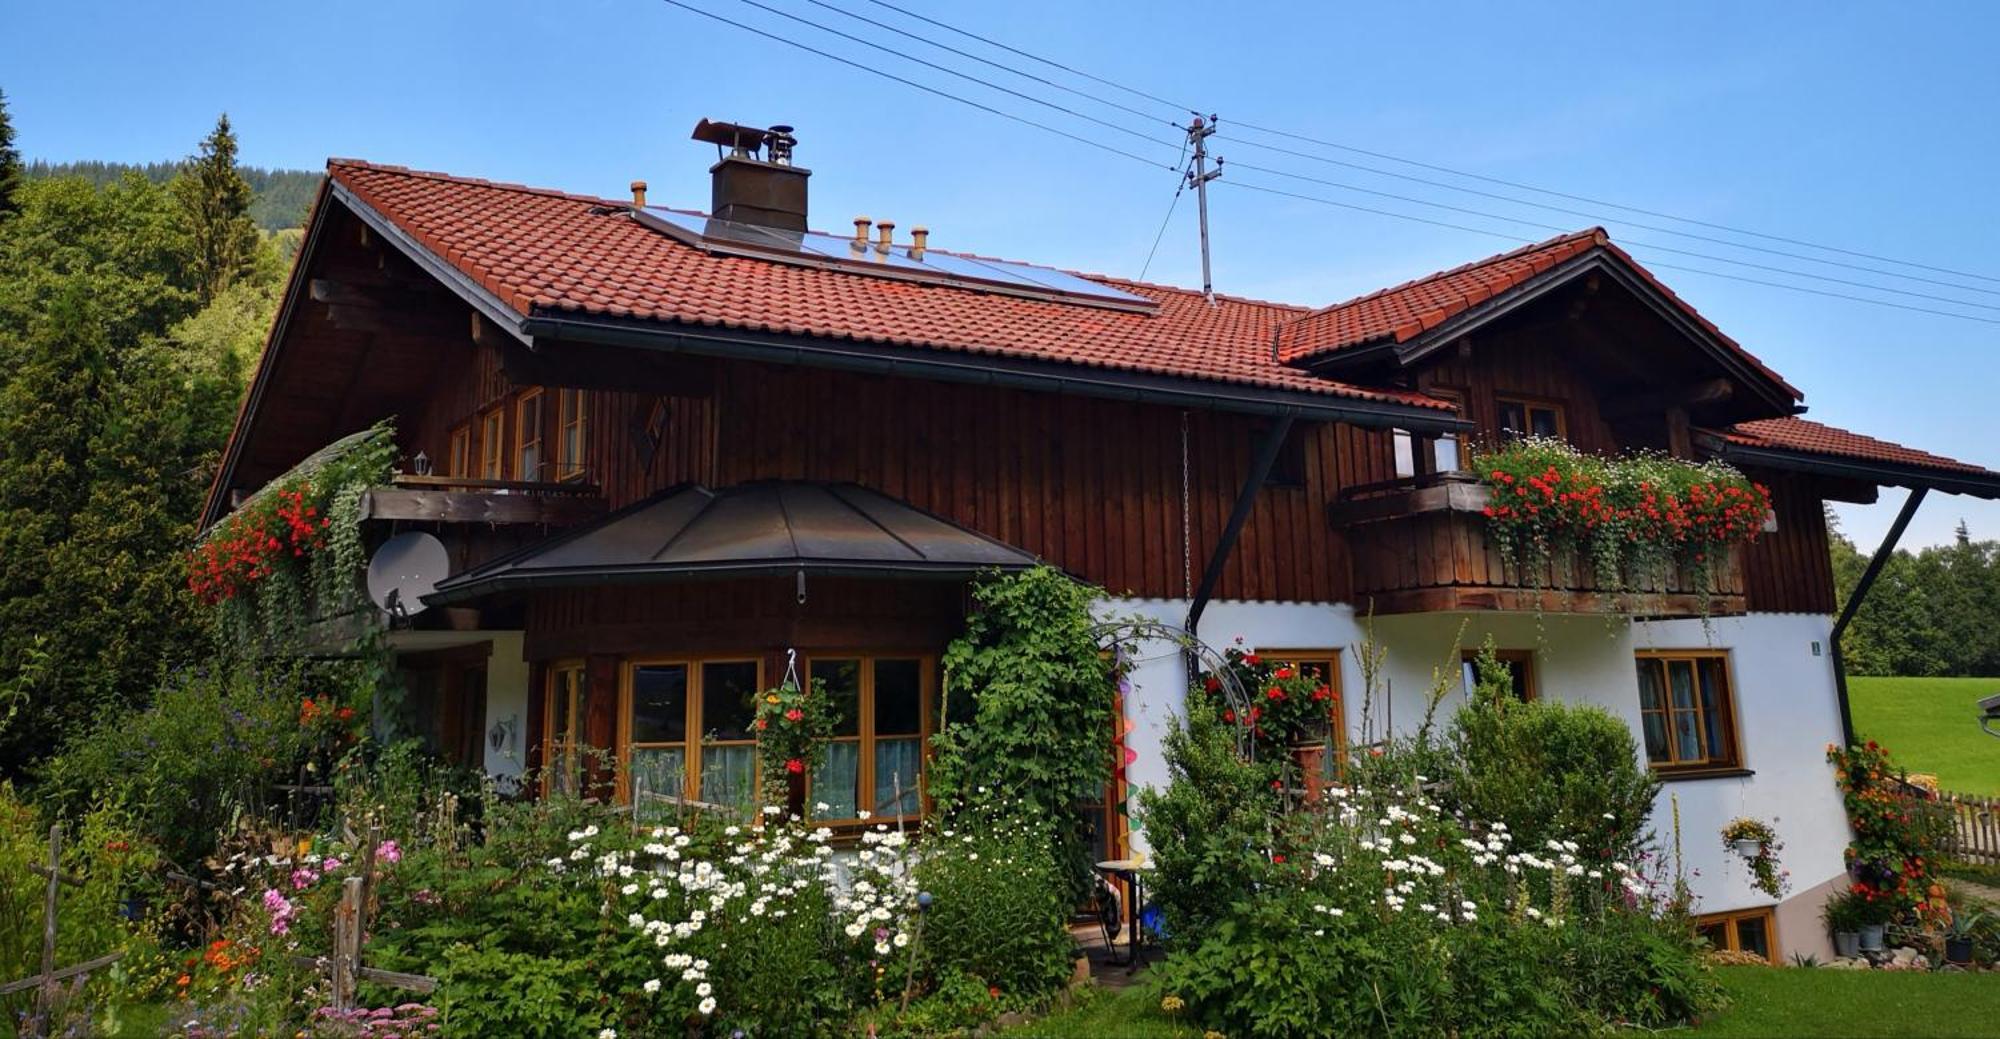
[634, 207, 1156, 313]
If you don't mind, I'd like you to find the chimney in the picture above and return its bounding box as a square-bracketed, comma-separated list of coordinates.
[629, 180, 648, 208]
[909, 226, 929, 261]
[691, 118, 811, 232]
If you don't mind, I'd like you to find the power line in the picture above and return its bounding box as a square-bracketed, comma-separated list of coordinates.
[722, 0, 1182, 156]
[1138, 145, 1193, 282]
[1217, 177, 2000, 328]
[1216, 133, 2000, 298]
[857, 0, 1196, 116]
[847, 0, 2000, 287]
[1225, 159, 2000, 313]
[799, 0, 1180, 130]
[655, 0, 1178, 171]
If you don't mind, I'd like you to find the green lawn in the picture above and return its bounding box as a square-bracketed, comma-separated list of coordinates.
[1003, 967, 2000, 1038]
[1849, 676, 2000, 795]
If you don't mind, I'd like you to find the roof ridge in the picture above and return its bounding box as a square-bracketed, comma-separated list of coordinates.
[327, 158, 629, 208]
[1291, 227, 1605, 322]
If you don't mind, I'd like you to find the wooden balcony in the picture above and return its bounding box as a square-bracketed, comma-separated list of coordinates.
[359, 475, 608, 526]
[1329, 474, 1745, 618]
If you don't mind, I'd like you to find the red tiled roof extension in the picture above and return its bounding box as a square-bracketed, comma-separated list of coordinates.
[325, 160, 1449, 411]
[1274, 228, 1802, 401]
[1721, 417, 1998, 478]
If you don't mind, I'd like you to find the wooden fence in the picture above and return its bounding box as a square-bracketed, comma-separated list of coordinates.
[1939, 790, 2000, 866]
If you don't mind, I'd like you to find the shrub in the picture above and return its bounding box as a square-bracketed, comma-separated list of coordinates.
[1136, 706, 1282, 948]
[1445, 642, 1660, 865]
[911, 799, 1076, 1006]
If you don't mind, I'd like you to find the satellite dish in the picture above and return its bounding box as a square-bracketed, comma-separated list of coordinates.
[367, 532, 450, 619]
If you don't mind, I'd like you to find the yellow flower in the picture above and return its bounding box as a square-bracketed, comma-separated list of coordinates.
[765, 693, 782, 705]
[1160, 995, 1185, 1013]
[1204, 1031, 1228, 1039]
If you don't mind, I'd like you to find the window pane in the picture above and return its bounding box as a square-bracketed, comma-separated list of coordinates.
[1673, 709, 1703, 763]
[630, 746, 686, 808]
[1433, 433, 1460, 472]
[1668, 661, 1697, 709]
[1392, 429, 1415, 478]
[1529, 407, 1560, 438]
[1641, 713, 1669, 763]
[701, 661, 759, 741]
[552, 671, 575, 737]
[1735, 916, 1770, 961]
[874, 737, 922, 816]
[1498, 401, 1526, 436]
[1698, 658, 1730, 762]
[700, 745, 756, 809]
[812, 659, 862, 737]
[1635, 660, 1664, 712]
[632, 665, 688, 743]
[812, 741, 860, 819]
[1697, 921, 1728, 951]
[1461, 659, 1479, 696]
[874, 659, 922, 736]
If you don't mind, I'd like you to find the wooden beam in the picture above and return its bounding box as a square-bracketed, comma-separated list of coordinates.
[494, 334, 716, 397]
[319, 302, 465, 340]
[359, 488, 608, 526]
[1602, 377, 1736, 420]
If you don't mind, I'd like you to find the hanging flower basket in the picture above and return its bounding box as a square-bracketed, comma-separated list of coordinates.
[1730, 837, 1767, 860]
[1720, 817, 1788, 899]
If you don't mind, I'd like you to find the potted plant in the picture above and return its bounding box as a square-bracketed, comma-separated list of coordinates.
[1855, 890, 1893, 953]
[1821, 890, 1864, 959]
[1720, 818, 1789, 899]
[1945, 909, 1984, 967]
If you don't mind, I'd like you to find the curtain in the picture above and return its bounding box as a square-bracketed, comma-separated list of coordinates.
[814, 741, 861, 820]
[630, 747, 686, 821]
[701, 745, 757, 810]
[874, 737, 921, 817]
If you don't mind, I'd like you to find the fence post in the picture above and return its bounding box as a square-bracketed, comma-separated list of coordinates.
[30, 823, 63, 1038]
[332, 875, 362, 1012]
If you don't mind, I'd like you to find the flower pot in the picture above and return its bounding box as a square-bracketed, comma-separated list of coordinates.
[1946, 936, 1975, 966]
[1859, 923, 1886, 952]
[1289, 743, 1327, 804]
[1730, 838, 1766, 859]
[1833, 931, 1861, 959]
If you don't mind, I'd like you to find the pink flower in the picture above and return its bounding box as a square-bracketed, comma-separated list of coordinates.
[376, 839, 402, 865]
[262, 888, 296, 935]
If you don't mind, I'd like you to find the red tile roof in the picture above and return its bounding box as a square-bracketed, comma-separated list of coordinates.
[1274, 228, 1803, 401]
[325, 160, 1447, 412]
[1720, 417, 1998, 478]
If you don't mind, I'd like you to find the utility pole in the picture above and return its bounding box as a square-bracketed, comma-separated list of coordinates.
[1185, 115, 1223, 304]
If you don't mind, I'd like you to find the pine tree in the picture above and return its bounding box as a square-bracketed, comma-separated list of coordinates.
[172, 114, 260, 305]
[0, 88, 23, 219]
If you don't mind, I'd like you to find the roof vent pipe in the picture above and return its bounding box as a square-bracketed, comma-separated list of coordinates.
[874, 220, 895, 255]
[851, 216, 871, 252]
[630, 180, 648, 208]
[910, 226, 928, 261]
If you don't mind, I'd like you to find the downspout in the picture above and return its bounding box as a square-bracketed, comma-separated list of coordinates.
[1184, 414, 1296, 678]
[1830, 487, 1927, 748]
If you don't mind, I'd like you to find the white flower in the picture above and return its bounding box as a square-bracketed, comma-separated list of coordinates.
[696, 981, 712, 997]
[845, 922, 865, 938]
[875, 941, 891, 956]
[643, 979, 661, 994]
[893, 931, 910, 948]
[626, 913, 645, 927]
[621, 884, 639, 896]
[698, 997, 716, 1016]
[682, 967, 702, 982]
[857, 810, 872, 820]
[598, 1030, 617, 1039]
[694, 959, 709, 971]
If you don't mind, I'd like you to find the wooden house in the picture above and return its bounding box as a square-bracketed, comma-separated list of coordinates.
[201, 123, 2000, 960]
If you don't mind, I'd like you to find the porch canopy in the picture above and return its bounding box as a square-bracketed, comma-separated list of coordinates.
[1702, 417, 2000, 500]
[423, 481, 1038, 606]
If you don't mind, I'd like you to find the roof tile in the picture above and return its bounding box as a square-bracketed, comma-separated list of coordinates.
[1722, 417, 1996, 478]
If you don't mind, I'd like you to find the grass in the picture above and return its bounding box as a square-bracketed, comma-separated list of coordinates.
[1004, 967, 2000, 1038]
[1849, 676, 2000, 795]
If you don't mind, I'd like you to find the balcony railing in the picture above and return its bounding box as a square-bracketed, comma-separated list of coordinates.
[360, 474, 608, 526]
[1329, 473, 1745, 617]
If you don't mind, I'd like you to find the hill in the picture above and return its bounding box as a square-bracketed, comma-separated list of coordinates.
[1849, 675, 2000, 795]
[24, 159, 321, 230]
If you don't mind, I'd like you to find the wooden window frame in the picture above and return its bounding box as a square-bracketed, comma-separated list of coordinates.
[1495, 394, 1568, 441]
[800, 652, 937, 828]
[1696, 906, 1778, 964]
[617, 657, 766, 808]
[1635, 650, 1744, 775]
[447, 424, 472, 478]
[515, 388, 546, 483]
[541, 660, 587, 797]
[557, 388, 589, 482]
[1461, 648, 1536, 701]
[1254, 649, 1345, 763]
[478, 407, 507, 481]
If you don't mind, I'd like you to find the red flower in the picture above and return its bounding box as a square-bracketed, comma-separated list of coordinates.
[1265, 686, 1285, 701]
[1272, 853, 1286, 864]
[784, 708, 804, 723]
[785, 758, 805, 774]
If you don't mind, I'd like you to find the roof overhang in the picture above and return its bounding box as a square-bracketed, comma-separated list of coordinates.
[425, 481, 1041, 606]
[1701, 435, 2000, 500]
[1308, 250, 1803, 416]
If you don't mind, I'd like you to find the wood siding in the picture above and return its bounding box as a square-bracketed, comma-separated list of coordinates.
[1739, 471, 1837, 615]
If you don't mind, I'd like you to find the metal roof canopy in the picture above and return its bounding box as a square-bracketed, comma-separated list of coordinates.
[424, 481, 1040, 605]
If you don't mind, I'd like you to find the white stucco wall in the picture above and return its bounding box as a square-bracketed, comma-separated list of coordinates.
[1106, 597, 1849, 957]
[482, 631, 531, 789]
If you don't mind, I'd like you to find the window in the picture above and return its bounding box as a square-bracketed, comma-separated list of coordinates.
[1696, 907, 1777, 964]
[479, 408, 506, 480]
[1462, 649, 1535, 701]
[447, 425, 472, 478]
[1257, 650, 1344, 778]
[1635, 652, 1741, 773]
[806, 656, 932, 824]
[1497, 396, 1566, 441]
[621, 658, 763, 813]
[557, 388, 589, 481]
[543, 662, 588, 797]
[516, 389, 545, 482]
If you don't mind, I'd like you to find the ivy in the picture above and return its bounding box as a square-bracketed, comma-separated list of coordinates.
[930, 566, 1114, 899]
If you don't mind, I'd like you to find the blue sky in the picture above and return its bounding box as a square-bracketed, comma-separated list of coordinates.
[6, 0, 1995, 548]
